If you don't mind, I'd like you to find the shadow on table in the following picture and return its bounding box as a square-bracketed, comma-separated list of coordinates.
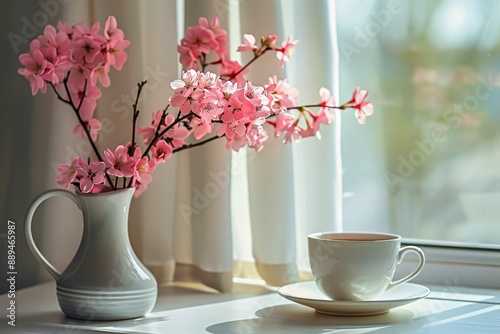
[206, 303, 414, 334]
[13, 310, 169, 333]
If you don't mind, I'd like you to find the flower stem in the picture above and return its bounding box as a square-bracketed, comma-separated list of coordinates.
[223, 47, 271, 82]
[54, 75, 116, 190]
[129, 81, 147, 156]
[49, 82, 70, 104]
[142, 112, 194, 158]
[173, 134, 222, 153]
[286, 104, 341, 111]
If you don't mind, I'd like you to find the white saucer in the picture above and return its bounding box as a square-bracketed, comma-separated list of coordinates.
[278, 281, 430, 316]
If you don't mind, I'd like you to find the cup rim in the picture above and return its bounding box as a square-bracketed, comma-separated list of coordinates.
[308, 231, 401, 242]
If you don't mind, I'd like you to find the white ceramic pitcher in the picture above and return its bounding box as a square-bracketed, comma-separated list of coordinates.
[25, 187, 157, 321]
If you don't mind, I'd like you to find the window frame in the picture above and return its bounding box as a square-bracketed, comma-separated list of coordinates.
[400, 239, 500, 289]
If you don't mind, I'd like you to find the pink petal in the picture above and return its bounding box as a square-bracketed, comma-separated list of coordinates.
[79, 178, 94, 193]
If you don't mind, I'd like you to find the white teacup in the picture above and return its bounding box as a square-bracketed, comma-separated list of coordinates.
[308, 232, 425, 301]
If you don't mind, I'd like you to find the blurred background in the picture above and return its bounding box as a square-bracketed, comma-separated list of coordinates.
[337, 0, 500, 245]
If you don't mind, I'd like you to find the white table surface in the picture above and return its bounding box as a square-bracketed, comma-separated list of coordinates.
[1, 279, 500, 333]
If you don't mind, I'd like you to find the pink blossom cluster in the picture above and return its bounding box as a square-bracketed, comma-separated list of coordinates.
[178, 17, 298, 82]
[168, 69, 271, 151]
[57, 145, 157, 196]
[174, 18, 373, 146]
[167, 69, 345, 150]
[19, 15, 374, 197]
[18, 16, 130, 141]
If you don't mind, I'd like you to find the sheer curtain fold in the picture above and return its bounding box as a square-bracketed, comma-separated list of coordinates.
[173, 0, 235, 292]
[288, 0, 343, 273]
[9, 0, 342, 293]
[240, 0, 342, 284]
[239, 0, 300, 286]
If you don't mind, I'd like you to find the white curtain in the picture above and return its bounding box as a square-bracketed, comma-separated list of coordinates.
[2, 0, 342, 293]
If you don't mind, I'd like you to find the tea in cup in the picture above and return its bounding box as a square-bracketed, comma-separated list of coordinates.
[308, 232, 425, 301]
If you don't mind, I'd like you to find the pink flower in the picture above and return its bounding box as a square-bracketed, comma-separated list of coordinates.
[105, 36, 130, 70]
[237, 34, 258, 52]
[38, 26, 72, 83]
[262, 35, 278, 47]
[40, 24, 71, 57]
[73, 21, 101, 37]
[346, 87, 374, 125]
[162, 114, 190, 149]
[170, 68, 199, 89]
[297, 109, 323, 140]
[217, 119, 246, 140]
[133, 157, 154, 184]
[266, 76, 299, 113]
[215, 81, 270, 143]
[181, 24, 218, 57]
[249, 130, 269, 152]
[56, 21, 75, 40]
[75, 160, 106, 193]
[132, 147, 155, 184]
[103, 145, 135, 177]
[198, 98, 222, 126]
[310, 110, 332, 136]
[273, 113, 301, 144]
[177, 45, 197, 69]
[190, 117, 212, 140]
[170, 86, 202, 115]
[56, 156, 85, 189]
[316, 87, 335, 125]
[17, 40, 51, 95]
[275, 36, 299, 68]
[69, 82, 102, 120]
[319, 87, 335, 110]
[217, 118, 247, 140]
[170, 70, 206, 115]
[198, 17, 227, 54]
[133, 180, 148, 198]
[137, 110, 164, 145]
[151, 140, 173, 163]
[66, 64, 89, 91]
[246, 117, 268, 151]
[197, 71, 219, 89]
[225, 135, 248, 152]
[90, 63, 110, 87]
[104, 16, 125, 40]
[241, 81, 270, 109]
[72, 117, 102, 141]
[72, 34, 103, 65]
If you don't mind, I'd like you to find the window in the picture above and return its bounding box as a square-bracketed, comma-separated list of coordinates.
[334, 0, 500, 288]
[338, 0, 500, 248]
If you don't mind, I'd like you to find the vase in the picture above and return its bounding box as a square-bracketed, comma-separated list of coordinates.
[25, 187, 157, 321]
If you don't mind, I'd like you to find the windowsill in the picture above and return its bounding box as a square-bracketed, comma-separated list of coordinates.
[400, 240, 500, 289]
[1, 280, 500, 333]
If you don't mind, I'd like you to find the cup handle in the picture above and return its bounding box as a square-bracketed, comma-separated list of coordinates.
[25, 189, 81, 280]
[387, 246, 425, 290]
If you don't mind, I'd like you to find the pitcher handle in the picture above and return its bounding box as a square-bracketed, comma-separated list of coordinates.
[25, 189, 81, 280]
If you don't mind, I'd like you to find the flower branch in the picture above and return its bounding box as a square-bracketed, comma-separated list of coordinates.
[50, 76, 116, 190]
[173, 134, 222, 154]
[223, 46, 271, 82]
[129, 80, 147, 156]
[19, 15, 374, 197]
